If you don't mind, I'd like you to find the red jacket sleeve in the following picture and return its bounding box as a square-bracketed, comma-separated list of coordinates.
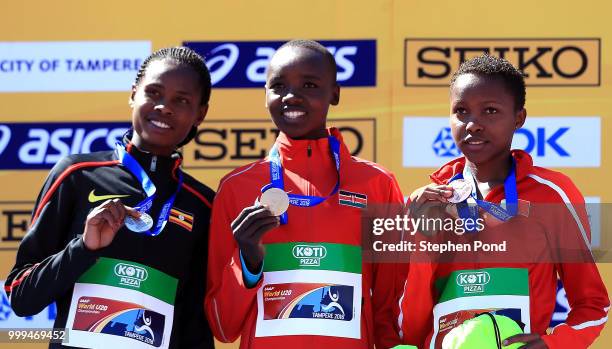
[204, 179, 260, 343]
[542, 178, 609, 348]
[399, 239, 436, 348]
[371, 173, 409, 349]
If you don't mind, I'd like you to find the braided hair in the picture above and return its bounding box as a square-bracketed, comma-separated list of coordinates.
[133, 47, 211, 147]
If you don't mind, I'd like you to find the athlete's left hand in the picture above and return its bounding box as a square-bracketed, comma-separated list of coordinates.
[503, 333, 548, 348]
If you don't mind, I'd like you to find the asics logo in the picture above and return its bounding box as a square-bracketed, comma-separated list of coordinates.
[88, 189, 129, 203]
[185, 40, 376, 88]
[206, 43, 240, 85]
[0, 125, 11, 156]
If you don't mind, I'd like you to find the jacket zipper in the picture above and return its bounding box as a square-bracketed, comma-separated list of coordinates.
[150, 155, 157, 172]
[306, 143, 312, 197]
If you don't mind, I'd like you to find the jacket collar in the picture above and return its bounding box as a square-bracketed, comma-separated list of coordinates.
[121, 130, 182, 176]
[273, 127, 351, 163]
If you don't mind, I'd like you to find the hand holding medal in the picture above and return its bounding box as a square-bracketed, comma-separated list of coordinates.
[82, 199, 142, 251]
[407, 183, 454, 214]
[448, 179, 472, 203]
[231, 190, 284, 272]
[124, 211, 154, 232]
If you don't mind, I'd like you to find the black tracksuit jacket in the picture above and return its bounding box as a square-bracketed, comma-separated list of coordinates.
[4, 139, 215, 348]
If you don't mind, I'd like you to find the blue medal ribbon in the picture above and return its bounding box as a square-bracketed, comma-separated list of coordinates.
[264, 136, 341, 224]
[449, 158, 518, 232]
[116, 143, 183, 236]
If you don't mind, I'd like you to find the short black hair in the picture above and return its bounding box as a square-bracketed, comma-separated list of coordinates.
[450, 54, 526, 110]
[277, 39, 337, 83]
[134, 46, 211, 106]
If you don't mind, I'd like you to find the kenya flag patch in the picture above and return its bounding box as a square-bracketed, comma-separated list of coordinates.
[169, 208, 194, 231]
[338, 190, 367, 208]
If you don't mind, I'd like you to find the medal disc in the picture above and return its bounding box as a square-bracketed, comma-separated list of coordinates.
[260, 188, 290, 216]
[124, 212, 154, 232]
[448, 179, 472, 203]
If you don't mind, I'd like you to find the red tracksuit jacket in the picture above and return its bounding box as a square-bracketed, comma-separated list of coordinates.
[400, 150, 609, 349]
[205, 128, 406, 348]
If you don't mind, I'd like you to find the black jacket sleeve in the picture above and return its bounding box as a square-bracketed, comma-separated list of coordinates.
[4, 156, 99, 316]
[175, 229, 213, 348]
[172, 178, 215, 348]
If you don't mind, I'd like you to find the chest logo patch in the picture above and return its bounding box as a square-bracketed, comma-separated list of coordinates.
[114, 262, 148, 288]
[456, 271, 491, 294]
[338, 190, 367, 209]
[169, 208, 194, 232]
[292, 244, 327, 267]
[88, 189, 129, 203]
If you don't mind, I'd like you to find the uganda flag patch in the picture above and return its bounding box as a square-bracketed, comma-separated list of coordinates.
[169, 208, 194, 232]
[338, 190, 367, 208]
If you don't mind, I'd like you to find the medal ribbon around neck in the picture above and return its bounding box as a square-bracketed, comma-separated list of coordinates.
[449, 158, 519, 232]
[116, 143, 183, 236]
[264, 135, 341, 225]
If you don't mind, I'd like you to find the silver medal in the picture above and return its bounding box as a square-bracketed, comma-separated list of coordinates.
[260, 188, 290, 216]
[448, 179, 472, 203]
[124, 212, 154, 232]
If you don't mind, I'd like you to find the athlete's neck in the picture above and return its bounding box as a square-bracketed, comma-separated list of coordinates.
[466, 154, 512, 186]
[291, 128, 328, 140]
[131, 134, 174, 157]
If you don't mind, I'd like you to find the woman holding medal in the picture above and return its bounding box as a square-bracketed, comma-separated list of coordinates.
[205, 40, 406, 349]
[399, 55, 609, 349]
[5, 47, 216, 348]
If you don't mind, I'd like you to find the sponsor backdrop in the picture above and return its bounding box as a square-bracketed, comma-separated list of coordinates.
[0, 1, 610, 348]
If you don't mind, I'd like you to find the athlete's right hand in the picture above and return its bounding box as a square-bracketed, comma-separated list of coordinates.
[82, 199, 140, 251]
[232, 204, 280, 272]
[407, 184, 454, 226]
[409, 184, 453, 207]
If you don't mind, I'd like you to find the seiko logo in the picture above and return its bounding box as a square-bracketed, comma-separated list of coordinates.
[292, 245, 327, 267]
[404, 38, 600, 86]
[0, 201, 33, 251]
[114, 263, 148, 288]
[456, 271, 490, 294]
[182, 118, 375, 169]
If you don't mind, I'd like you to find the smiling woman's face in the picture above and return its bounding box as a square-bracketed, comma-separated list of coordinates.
[265, 46, 339, 140]
[130, 58, 206, 155]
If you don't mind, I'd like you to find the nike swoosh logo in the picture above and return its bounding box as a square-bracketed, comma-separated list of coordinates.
[88, 190, 130, 203]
